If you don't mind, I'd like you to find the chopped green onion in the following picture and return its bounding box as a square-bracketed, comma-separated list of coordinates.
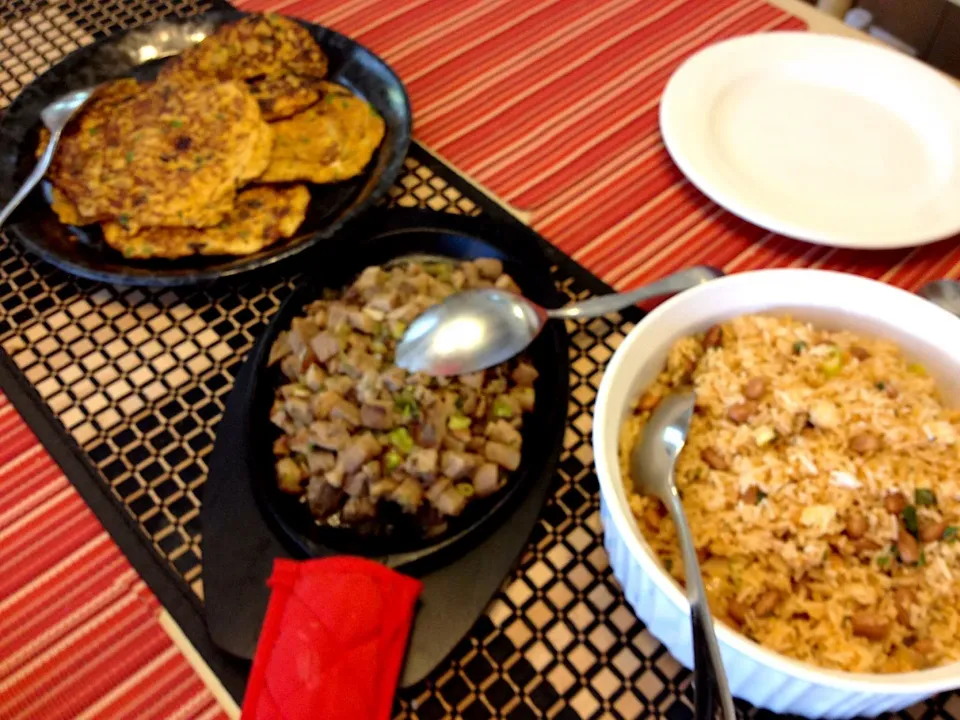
[387, 427, 414, 454]
[875, 381, 886, 391]
[384, 450, 403, 472]
[918, 549, 927, 567]
[87, 126, 101, 136]
[663, 558, 673, 572]
[371, 340, 387, 355]
[754, 426, 777, 447]
[170, 119, 184, 128]
[125, 151, 134, 163]
[756, 489, 768, 503]
[902, 505, 919, 535]
[877, 555, 891, 568]
[394, 392, 419, 420]
[117, 213, 130, 229]
[424, 262, 453, 281]
[915, 488, 937, 506]
[389, 320, 407, 340]
[792, 341, 807, 354]
[943, 526, 958, 543]
[448, 414, 471, 431]
[492, 397, 514, 419]
[821, 345, 843, 376]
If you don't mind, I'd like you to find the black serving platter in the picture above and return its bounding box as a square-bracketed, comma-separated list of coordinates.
[0, 10, 411, 287]
[202, 209, 570, 686]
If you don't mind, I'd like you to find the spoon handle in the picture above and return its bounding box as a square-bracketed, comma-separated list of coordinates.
[544, 266, 723, 321]
[0, 128, 61, 229]
[666, 482, 737, 720]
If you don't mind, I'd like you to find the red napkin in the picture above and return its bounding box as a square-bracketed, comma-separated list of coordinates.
[241, 557, 423, 720]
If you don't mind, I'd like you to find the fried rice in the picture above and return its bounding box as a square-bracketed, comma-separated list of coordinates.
[620, 314, 960, 674]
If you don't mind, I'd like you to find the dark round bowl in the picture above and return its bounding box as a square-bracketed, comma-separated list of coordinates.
[218, 209, 569, 571]
[0, 9, 411, 286]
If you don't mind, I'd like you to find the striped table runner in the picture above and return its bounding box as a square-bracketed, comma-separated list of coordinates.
[235, 0, 960, 294]
[0, 393, 227, 720]
[6, 0, 957, 716]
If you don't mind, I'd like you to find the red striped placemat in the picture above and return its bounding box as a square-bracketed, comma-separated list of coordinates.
[235, 0, 960, 294]
[0, 393, 227, 720]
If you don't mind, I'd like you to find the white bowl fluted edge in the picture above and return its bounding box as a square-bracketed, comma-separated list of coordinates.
[600, 497, 930, 718]
[592, 269, 960, 718]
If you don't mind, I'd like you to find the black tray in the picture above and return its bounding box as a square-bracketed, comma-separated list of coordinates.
[203, 209, 570, 686]
[0, 9, 411, 286]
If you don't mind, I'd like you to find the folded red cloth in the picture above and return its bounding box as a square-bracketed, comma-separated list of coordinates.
[241, 557, 423, 720]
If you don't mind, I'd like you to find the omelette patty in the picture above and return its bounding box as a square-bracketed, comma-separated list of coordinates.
[53, 81, 271, 231]
[159, 14, 328, 121]
[101, 185, 310, 259]
[259, 83, 385, 184]
[40, 79, 141, 224]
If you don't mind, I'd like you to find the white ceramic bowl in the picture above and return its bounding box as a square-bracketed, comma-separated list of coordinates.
[593, 269, 960, 718]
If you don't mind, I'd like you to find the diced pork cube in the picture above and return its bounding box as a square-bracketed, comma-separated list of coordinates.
[485, 441, 521, 471]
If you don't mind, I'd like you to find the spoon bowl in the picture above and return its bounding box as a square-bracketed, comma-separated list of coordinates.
[396, 265, 722, 376]
[0, 86, 95, 229]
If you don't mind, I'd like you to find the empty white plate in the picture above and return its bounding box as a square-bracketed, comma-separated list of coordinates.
[660, 32, 960, 249]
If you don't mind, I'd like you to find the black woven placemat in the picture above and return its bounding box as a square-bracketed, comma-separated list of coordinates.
[3, 3, 960, 719]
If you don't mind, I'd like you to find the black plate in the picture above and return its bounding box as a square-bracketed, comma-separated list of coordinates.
[0, 10, 411, 286]
[236, 209, 566, 569]
[203, 209, 570, 684]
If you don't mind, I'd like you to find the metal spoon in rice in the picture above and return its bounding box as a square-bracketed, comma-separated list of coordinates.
[630, 390, 736, 720]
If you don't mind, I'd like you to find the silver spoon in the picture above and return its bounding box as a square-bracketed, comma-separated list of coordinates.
[630, 390, 735, 720]
[918, 279, 960, 317]
[396, 265, 722, 376]
[0, 87, 95, 229]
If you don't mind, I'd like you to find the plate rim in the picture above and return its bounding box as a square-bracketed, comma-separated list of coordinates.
[231, 208, 570, 569]
[0, 9, 413, 286]
[659, 30, 960, 250]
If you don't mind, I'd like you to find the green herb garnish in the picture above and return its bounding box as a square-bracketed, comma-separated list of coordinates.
[125, 151, 134, 164]
[875, 381, 886, 391]
[87, 126, 101, 136]
[388, 427, 414, 454]
[943, 526, 958, 543]
[821, 345, 843, 377]
[915, 488, 937, 506]
[393, 392, 419, 420]
[902, 505, 919, 535]
[792, 341, 807, 354]
[918, 549, 927, 567]
[117, 213, 130, 229]
[169, 119, 184, 128]
[664, 558, 673, 572]
[756, 489, 768, 503]
[448, 414, 471, 431]
[492, 397, 514, 419]
[877, 555, 891, 568]
[384, 450, 402, 472]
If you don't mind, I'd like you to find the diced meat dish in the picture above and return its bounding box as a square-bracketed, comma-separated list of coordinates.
[269, 259, 538, 536]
